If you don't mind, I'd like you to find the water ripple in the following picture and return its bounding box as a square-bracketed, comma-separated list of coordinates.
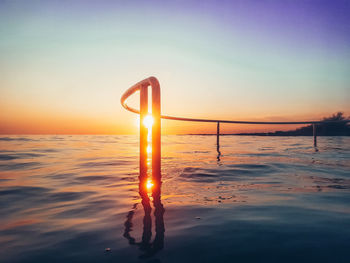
[0, 135, 349, 263]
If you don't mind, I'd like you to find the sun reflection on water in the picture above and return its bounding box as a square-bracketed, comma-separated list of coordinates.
[145, 114, 153, 194]
[147, 145, 152, 154]
[146, 179, 154, 190]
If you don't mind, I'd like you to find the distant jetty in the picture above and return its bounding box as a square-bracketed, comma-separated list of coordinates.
[189, 112, 350, 136]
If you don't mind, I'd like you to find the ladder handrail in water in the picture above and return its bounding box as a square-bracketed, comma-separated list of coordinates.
[121, 76, 350, 182]
[121, 77, 349, 125]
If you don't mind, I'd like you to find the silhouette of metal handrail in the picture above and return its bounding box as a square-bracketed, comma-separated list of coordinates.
[122, 77, 162, 194]
[121, 78, 349, 126]
[121, 76, 350, 160]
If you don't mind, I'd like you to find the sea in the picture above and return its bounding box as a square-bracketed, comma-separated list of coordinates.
[0, 135, 349, 263]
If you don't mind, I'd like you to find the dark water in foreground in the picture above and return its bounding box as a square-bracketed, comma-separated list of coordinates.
[0, 135, 349, 263]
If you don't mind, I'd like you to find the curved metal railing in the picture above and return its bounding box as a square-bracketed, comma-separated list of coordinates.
[121, 76, 349, 190]
[121, 76, 350, 181]
[121, 76, 349, 126]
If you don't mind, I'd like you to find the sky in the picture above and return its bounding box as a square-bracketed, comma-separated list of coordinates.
[1, 0, 349, 134]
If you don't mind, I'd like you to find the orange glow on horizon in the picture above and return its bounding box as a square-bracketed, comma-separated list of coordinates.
[1, 100, 348, 135]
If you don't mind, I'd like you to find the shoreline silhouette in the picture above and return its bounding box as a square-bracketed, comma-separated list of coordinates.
[187, 112, 350, 136]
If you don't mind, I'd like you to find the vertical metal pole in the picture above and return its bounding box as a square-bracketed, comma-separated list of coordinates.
[217, 122, 220, 147]
[216, 122, 221, 162]
[151, 78, 161, 195]
[313, 123, 317, 147]
[139, 84, 148, 190]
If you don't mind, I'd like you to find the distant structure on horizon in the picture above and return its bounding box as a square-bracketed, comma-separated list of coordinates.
[234, 112, 350, 136]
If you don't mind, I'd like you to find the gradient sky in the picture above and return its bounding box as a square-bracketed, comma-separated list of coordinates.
[1, 0, 349, 134]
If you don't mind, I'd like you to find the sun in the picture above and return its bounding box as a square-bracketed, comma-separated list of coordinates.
[143, 115, 154, 129]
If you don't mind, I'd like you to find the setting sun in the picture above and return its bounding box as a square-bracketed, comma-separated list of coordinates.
[143, 115, 154, 129]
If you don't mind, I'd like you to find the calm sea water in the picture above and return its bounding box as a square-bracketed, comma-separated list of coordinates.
[0, 135, 349, 263]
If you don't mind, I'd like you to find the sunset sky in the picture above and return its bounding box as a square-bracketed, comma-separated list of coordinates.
[1, 0, 349, 134]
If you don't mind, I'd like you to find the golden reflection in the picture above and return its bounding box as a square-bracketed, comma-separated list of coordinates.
[146, 145, 152, 154]
[123, 171, 164, 259]
[124, 111, 164, 258]
[145, 115, 153, 143]
[146, 179, 154, 190]
[145, 116, 152, 192]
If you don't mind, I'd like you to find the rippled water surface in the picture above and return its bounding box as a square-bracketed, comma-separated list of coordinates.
[1, 135, 350, 263]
